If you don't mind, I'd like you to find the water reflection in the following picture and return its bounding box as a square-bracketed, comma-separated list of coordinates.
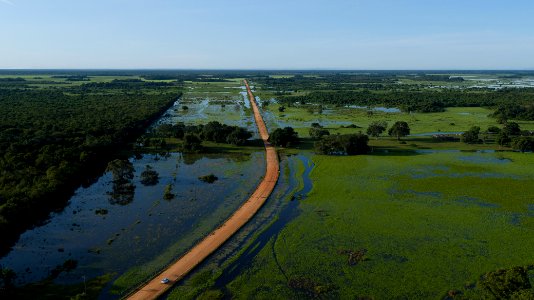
[0, 151, 265, 287]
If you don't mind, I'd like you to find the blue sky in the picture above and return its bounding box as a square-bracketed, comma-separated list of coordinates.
[1, 0, 533, 69]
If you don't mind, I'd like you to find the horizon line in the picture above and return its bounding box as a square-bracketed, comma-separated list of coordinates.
[1, 68, 534, 72]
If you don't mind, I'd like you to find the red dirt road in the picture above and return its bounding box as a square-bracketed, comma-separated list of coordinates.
[127, 80, 279, 300]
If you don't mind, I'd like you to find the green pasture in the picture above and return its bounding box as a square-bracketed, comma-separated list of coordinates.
[258, 102, 534, 138]
[182, 80, 244, 101]
[223, 151, 534, 299]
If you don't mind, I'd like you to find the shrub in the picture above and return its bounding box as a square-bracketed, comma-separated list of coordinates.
[140, 165, 159, 185]
[269, 127, 299, 147]
[198, 174, 218, 183]
[315, 133, 369, 155]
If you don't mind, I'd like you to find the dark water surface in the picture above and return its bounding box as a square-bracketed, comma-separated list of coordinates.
[1, 154, 264, 287]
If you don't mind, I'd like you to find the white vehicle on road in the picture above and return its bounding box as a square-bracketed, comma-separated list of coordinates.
[160, 278, 170, 284]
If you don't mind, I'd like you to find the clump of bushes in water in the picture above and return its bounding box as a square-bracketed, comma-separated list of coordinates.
[315, 133, 369, 155]
[140, 165, 159, 185]
[198, 174, 218, 184]
[94, 208, 108, 215]
[106, 159, 135, 205]
[163, 184, 174, 200]
[49, 259, 78, 279]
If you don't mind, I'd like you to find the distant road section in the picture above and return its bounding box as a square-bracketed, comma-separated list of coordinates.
[127, 80, 279, 300]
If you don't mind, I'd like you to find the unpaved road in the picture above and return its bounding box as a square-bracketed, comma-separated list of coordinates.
[127, 80, 279, 300]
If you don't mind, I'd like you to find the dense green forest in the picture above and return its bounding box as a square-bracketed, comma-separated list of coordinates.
[0, 86, 179, 256]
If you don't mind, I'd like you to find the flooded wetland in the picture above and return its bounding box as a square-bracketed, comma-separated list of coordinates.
[1, 72, 534, 299]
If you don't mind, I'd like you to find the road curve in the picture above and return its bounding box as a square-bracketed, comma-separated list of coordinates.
[126, 80, 279, 300]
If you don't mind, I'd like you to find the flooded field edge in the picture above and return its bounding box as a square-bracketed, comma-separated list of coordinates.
[163, 154, 314, 298]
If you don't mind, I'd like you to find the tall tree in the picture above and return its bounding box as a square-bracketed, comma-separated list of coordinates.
[366, 121, 388, 139]
[388, 121, 410, 140]
[106, 159, 135, 205]
[182, 133, 203, 152]
[503, 122, 521, 136]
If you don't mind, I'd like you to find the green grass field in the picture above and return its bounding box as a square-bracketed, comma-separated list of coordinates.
[221, 151, 534, 299]
[260, 102, 534, 138]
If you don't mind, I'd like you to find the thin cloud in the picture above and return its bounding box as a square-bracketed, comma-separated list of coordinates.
[0, 0, 14, 5]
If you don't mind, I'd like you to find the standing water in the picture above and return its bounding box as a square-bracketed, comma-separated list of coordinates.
[0, 96, 265, 298]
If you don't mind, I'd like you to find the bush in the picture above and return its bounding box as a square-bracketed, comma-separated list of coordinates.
[461, 126, 481, 144]
[163, 184, 174, 200]
[269, 127, 299, 147]
[487, 126, 501, 134]
[503, 122, 521, 136]
[478, 267, 533, 299]
[226, 127, 252, 146]
[366, 121, 388, 139]
[198, 174, 218, 183]
[309, 124, 330, 139]
[182, 134, 203, 152]
[511, 137, 534, 152]
[315, 133, 369, 155]
[497, 132, 512, 147]
[140, 165, 159, 185]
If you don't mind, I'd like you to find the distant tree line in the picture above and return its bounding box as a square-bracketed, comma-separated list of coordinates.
[73, 79, 180, 91]
[51, 75, 90, 81]
[408, 74, 464, 82]
[0, 77, 26, 82]
[141, 75, 231, 82]
[252, 73, 398, 92]
[278, 89, 534, 114]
